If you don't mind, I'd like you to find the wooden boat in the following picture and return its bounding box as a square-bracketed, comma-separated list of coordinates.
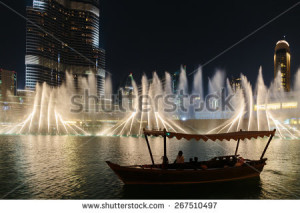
[106, 129, 276, 184]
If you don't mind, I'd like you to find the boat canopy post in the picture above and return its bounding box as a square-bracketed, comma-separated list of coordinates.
[234, 129, 242, 155]
[260, 130, 275, 160]
[235, 139, 240, 155]
[144, 129, 155, 166]
[163, 128, 167, 165]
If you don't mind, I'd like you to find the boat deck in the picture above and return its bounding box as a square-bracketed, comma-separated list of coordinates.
[129, 155, 267, 170]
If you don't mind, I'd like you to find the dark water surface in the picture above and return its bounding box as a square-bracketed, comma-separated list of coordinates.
[0, 135, 300, 199]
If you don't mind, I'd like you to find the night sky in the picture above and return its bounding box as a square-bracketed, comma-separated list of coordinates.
[1, 0, 300, 92]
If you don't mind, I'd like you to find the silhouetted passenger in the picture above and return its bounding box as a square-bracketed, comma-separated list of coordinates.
[161, 156, 169, 164]
[235, 157, 245, 167]
[201, 164, 208, 170]
[175, 151, 184, 164]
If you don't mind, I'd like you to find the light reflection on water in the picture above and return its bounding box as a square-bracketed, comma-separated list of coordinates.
[0, 135, 299, 199]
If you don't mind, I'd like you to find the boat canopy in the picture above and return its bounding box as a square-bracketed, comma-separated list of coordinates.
[143, 129, 276, 142]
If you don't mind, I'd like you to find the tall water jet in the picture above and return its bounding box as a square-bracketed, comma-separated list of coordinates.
[255, 67, 268, 131]
[177, 66, 188, 119]
[191, 67, 204, 119]
[241, 74, 254, 131]
[293, 69, 300, 92]
[164, 72, 173, 95]
[105, 74, 112, 98]
[103, 74, 113, 113]
[138, 74, 149, 135]
[226, 78, 234, 95]
[178, 66, 188, 95]
[208, 70, 225, 94]
[193, 67, 204, 99]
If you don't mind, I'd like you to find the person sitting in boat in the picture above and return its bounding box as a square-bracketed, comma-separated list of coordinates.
[201, 163, 208, 170]
[194, 157, 198, 162]
[174, 151, 184, 164]
[235, 157, 245, 167]
[161, 156, 169, 164]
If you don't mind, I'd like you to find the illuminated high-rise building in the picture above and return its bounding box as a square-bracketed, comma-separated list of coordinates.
[230, 77, 241, 93]
[25, 0, 105, 95]
[274, 39, 291, 92]
[0, 69, 17, 98]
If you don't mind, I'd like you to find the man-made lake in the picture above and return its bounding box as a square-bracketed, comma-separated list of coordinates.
[0, 135, 299, 199]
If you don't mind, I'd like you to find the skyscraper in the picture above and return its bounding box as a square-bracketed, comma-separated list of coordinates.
[274, 39, 291, 92]
[25, 0, 105, 95]
[230, 77, 241, 93]
[0, 69, 17, 98]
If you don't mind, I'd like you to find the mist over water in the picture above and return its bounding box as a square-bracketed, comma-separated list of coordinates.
[1, 67, 300, 138]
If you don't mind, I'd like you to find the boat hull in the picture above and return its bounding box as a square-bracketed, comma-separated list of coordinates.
[106, 161, 265, 184]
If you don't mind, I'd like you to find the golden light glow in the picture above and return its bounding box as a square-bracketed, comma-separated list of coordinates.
[254, 104, 266, 111]
[254, 102, 297, 111]
[290, 119, 298, 125]
[65, 121, 77, 124]
[267, 103, 281, 110]
[282, 102, 297, 109]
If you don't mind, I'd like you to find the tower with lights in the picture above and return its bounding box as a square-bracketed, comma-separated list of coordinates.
[274, 39, 291, 92]
[25, 0, 105, 95]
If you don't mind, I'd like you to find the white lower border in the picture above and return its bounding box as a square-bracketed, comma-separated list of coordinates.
[0, 200, 298, 213]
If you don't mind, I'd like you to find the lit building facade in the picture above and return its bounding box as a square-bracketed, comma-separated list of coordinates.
[25, 0, 105, 95]
[230, 77, 241, 93]
[274, 40, 291, 92]
[0, 69, 17, 97]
